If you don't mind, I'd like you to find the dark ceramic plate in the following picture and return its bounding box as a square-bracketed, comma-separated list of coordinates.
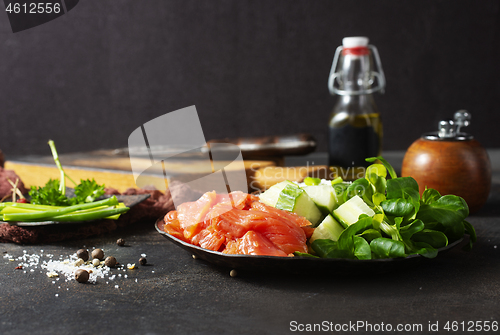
[155, 217, 466, 274]
[4, 194, 150, 227]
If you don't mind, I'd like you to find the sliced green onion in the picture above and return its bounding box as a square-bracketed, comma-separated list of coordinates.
[2, 196, 119, 222]
[44, 206, 129, 222]
[0, 203, 65, 210]
[0, 207, 39, 215]
[48, 140, 67, 195]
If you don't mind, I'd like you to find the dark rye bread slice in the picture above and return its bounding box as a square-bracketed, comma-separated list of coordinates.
[0, 181, 203, 244]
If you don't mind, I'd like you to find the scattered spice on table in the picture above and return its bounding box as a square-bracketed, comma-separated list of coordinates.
[76, 249, 89, 261]
[91, 248, 104, 260]
[104, 256, 116, 268]
[75, 269, 89, 283]
[3, 249, 149, 286]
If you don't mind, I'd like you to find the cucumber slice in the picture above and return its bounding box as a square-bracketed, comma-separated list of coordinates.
[304, 184, 338, 215]
[276, 184, 322, 226]
[332, 182, 349, 207]
[258, 180, 296, 207]
[333, 195, 375, 227]
[309, 214, 345, 244]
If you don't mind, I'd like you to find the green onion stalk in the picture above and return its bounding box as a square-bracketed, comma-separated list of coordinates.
[48, 140, 77, 195]
[2, 196, 121, 222]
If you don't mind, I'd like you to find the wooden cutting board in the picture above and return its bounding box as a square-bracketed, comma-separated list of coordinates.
[5, 150, 276, 193]
[5, 150, 362, 192]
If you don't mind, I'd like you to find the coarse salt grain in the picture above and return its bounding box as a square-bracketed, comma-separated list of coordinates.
[42, 254, 110, 284]
[7, 250, 135, 286]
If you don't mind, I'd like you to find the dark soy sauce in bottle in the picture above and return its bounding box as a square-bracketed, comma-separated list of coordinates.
[327, 37, 385, 169]
[328, 101, 382, 167]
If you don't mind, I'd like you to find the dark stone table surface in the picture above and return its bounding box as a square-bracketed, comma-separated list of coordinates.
[1, 152, 499, 335]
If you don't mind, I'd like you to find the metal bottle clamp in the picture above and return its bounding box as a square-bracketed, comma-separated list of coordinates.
[328, 44, 386, 96]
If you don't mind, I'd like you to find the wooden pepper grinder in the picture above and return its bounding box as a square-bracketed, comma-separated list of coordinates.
[401, 111, 491, 213]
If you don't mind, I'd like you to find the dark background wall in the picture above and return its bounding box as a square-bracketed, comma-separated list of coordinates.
[1, 0, 499, 157]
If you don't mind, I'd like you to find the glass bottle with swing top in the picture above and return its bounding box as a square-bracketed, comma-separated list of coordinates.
[327, 36, 386, 168]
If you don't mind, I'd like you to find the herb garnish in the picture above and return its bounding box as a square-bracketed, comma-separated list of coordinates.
[28, 140, 106, 206]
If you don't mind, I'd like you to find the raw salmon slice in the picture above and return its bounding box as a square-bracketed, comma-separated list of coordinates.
[214, 191, 256, 210]
[223, 231, 288, 257]
[164, 191, 312, 257]
[191, 228, 226, 252]
[214, 205, 308, 254]
[250, 201, 312, 227]
[163, 211, 187, 242]
[177, 191, 217, 240]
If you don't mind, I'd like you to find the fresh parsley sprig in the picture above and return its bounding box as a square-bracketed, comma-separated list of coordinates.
[72, 179, 106, 204]
[29, 179, 72, 206]
[28, 140, 106, 206]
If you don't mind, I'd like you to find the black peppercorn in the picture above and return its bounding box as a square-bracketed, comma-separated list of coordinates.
[104, 256, 116, 268]
[76, 249, 89, 262]
[139, 257, 147, 266]
[116, 238, 125, 246]
[91, 248, 104, 260]
[75, 269, 89, 283]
